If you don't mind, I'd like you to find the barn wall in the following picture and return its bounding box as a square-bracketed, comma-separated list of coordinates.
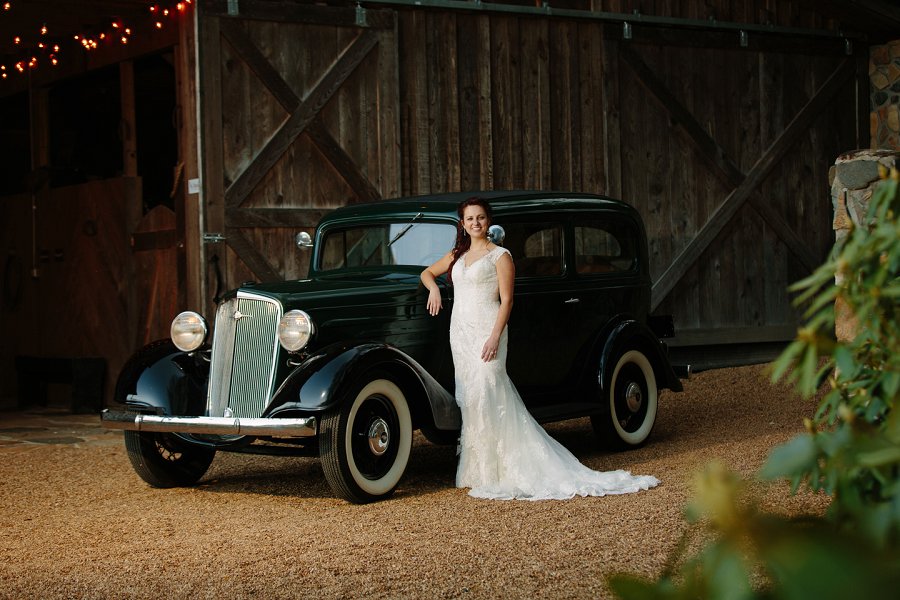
[0, 178, 142, 408]
[390, 9, 857, 348]
[194, 1, 867, 368]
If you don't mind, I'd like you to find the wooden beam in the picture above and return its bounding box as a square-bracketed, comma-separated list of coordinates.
[176, 12, 202, 311]
[198, 13, 226, 314]
[225, 208, 332, 228]
[224, 29, 380, 210]
[220, 21, 380, 204]
[224, 228, 281, 282]
[306, 119, 382, 203]
[219, 19, 299, 111]
[621, 45, 819, 275]
[200, 0, 395, 29]
[651, 57, 855, 310]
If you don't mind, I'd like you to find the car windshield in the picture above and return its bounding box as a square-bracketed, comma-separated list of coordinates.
[318, 222, 456, 271]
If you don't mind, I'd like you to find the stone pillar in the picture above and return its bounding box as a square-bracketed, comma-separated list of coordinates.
[870, 41, 900, 150]
[830, 149, 900, 341]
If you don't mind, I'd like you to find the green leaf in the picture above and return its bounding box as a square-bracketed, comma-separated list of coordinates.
[761, 435, 819, 480]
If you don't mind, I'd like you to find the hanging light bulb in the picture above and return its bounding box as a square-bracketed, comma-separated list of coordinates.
[14, 36, 21, 44]
[2, 3, 11, 11]
[40, 24, 48, 35]
[50, 54, 58, 66]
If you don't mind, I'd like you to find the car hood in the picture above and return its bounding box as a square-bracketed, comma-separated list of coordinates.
[233, 272, 438, 310]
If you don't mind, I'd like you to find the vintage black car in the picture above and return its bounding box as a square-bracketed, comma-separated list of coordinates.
[102, 191, 685, 503]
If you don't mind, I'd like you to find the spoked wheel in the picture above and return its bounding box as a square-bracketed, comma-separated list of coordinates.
[592, 349, 658, 450]
[124, 430, 216, 487]
[320, 376, 412, 503]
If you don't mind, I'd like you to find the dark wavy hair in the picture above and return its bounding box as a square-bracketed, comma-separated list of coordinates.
[447, 196, 493, 284]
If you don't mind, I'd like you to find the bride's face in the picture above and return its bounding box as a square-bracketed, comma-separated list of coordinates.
[461, 205, 490, 239]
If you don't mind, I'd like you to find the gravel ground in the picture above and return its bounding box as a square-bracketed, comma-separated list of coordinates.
[0, 363, 829, 599]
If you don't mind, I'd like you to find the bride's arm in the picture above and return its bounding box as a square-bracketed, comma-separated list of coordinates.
[421, 251, 454, 316]
[482, 253, 515, 361]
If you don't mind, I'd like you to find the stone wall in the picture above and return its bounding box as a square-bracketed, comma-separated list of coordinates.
[871, 41, 900, 150]
[830, 149, 900, 341]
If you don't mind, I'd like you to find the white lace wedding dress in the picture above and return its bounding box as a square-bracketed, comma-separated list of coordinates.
[450, 246, 660, 500]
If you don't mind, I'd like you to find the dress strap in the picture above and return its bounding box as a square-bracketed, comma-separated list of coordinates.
[488, 246, 511, 264]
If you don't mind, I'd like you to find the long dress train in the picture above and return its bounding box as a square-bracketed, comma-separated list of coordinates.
[449, 246, 659, 500]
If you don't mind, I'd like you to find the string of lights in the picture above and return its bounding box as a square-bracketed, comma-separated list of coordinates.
[1, 1, 193, 82]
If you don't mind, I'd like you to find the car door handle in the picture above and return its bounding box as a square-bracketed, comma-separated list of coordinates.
[564, 298, 580, 304]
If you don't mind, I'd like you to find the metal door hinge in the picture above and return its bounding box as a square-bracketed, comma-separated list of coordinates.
[203, 233, 227, 244]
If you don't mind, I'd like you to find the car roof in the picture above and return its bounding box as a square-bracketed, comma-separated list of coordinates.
[321, 191, 638, 223]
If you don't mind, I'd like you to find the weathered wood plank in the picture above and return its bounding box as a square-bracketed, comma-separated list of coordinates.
[224, 227, 281, 282]
[519, 18, 551, 190]
[399, 11, 431, 195]
[599, 28, 622, 199]
[219, 19, 299, 111]
[198, 13, 226, 314]
[224, 30, 380, 210]
[225, 208, 332, 228]
[426, 12, 461, 192]
[651, 56, 855, 310]
[549, 20, 577, 191]
[307, 118, 381, 202]
[489, 16, 521, 189]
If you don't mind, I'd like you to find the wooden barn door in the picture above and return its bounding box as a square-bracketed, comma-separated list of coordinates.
[609, 34, 864, 363]
[195, 1, 399, 308]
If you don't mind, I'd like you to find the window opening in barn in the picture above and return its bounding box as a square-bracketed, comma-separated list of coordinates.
[48, 65, 122, 187]
[0, 92, 29, 197]
[135, 52, 177, 212]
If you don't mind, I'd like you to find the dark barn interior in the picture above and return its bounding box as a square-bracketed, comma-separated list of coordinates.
[1, 0, 899, 411]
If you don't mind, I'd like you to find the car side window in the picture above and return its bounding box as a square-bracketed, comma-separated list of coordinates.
[574, 221, 636, 274]
[499, 222, 563, 278]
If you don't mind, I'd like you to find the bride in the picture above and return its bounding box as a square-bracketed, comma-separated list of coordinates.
[420, 197, 659, 500]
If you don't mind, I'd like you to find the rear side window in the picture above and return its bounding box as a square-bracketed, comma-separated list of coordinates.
[574, 221, 636, 275]
[499, 222, 564, 278]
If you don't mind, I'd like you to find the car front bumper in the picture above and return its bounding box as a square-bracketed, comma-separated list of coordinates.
[101, 410, 317, 437]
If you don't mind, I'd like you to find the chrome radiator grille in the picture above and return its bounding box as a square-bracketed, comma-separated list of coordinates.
[207, 292, 282, 419]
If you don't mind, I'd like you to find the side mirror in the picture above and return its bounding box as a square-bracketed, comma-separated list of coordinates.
[295, 231, 313, 249]
[487, 225, 505, 246]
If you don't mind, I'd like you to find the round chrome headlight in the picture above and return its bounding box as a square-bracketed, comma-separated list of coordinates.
[170, 311, 208, 352]
[278, 309, 315, 352]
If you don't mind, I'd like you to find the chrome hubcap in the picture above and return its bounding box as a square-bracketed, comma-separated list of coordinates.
[625, 382, 643, 413]
[367, 418, 390, 456]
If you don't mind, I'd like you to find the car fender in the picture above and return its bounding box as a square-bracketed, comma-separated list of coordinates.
[114, 339, 210, 417]
[597, 319, 683, 395]
[268, 342, 461, 430]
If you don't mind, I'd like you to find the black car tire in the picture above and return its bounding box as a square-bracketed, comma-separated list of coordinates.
[592, 349, 658, 450]
[124, 430, 216, 487]
[320, 376, 413, 503]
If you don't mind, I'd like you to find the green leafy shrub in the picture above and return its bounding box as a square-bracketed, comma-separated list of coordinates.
[767, 170, 900, 546]
[609, 169, 900, 599]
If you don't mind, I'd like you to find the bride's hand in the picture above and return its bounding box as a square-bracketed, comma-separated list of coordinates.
[426, 289, 442, 316]
[481, 336, 500, 361]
